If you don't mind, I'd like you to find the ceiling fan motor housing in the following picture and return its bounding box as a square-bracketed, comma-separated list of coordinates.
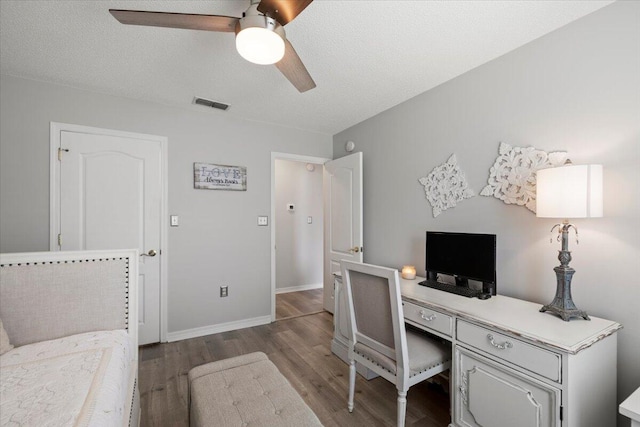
[235, 3, 286, 65]
[235, 14, 285, 39]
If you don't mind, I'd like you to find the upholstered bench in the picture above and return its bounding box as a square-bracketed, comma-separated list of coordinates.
[188, 352, 323, 427]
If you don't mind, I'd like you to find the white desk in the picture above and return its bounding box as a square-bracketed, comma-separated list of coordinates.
[620, 387, 640, 427]
[332, 274, 622, 427]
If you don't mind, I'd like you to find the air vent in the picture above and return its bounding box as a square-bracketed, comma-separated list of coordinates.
[193, 97, 229, 111]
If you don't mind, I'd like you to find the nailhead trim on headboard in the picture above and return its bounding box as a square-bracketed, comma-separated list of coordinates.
[0, 257, 127, 267]
[0, 256, 131, 330]
[128, 378, 137, 426]
[124, 258, 129, 330]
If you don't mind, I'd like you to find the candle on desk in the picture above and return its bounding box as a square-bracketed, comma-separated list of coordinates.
[401, 265, 416, 280]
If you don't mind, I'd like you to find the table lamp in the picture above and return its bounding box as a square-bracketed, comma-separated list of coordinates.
[535, 162, 603, 321]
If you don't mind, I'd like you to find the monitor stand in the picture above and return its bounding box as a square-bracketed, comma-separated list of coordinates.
[455, 276, 469, 288]
[482, 281, 496, 296]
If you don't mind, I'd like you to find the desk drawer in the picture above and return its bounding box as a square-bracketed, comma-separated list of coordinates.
[403, 301, 453, 337]
[457, 320, 561, 382]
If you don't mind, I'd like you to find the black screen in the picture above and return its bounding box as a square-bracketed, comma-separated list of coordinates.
[426, 231, 496, 284]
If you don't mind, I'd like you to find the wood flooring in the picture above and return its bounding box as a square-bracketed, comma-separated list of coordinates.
[276, 288, 324, 320]
[139, 307, 450, 427]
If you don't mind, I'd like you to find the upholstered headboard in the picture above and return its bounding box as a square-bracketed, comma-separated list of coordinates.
[0, 249, 138, 348]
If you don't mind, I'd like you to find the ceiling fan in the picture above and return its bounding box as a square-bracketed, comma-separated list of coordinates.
[109, 0, 315, 93]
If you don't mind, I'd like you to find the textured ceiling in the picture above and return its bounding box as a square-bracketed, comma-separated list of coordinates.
[0, 0, 613, 135]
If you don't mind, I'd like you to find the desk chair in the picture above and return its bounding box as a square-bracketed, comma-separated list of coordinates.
[341, 260, 451, 427]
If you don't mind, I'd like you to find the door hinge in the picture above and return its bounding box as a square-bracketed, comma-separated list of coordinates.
[58, 147, 69, 161]
[560, 406, 563, 421]
[57, 233, 62, 247]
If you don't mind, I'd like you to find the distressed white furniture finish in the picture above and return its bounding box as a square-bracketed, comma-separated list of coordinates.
[620, 387, 640, 427]
[333, 273, 622, 426]
[340, 261, 451, 427]
[399, 276, 621, 427]
[331, 272, 378, 379]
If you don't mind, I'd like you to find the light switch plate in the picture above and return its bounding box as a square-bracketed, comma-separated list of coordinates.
[258, 216, 268, 226]
[170, 215, 179, 227]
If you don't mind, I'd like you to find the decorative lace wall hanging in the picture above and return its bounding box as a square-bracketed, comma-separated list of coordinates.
[480, 142, 567, 213]
[419, 154, 474, 218]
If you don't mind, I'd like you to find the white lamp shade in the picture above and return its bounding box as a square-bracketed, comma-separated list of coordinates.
[536, 164, 603, 218]
[236, 27, 285, 65]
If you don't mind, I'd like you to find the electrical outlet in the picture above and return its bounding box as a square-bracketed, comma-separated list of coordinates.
[307, 216, 312, 224]
[257, 216, 268, 226]
[220, 286, 228, 297]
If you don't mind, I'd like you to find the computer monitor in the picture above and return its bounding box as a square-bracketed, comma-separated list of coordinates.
[425, 231, 497, 295]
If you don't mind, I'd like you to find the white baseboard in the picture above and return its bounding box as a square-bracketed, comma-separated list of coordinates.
[166, 315, 272, 342]
[275, 282, 323, 294]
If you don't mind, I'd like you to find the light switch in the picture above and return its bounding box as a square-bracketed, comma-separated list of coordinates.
[258, 216, 268, 226]
[170, 215, 179, 227]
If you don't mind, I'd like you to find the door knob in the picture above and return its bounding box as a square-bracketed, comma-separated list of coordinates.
[140, 249, 157, 257]
[348, 246, 360, 253]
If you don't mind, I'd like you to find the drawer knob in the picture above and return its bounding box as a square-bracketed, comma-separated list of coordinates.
[487, 334, 513, 350]
[419, 310, 436, 321]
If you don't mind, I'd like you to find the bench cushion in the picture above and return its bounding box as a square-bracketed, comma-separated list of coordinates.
[188, 352, 322, 427]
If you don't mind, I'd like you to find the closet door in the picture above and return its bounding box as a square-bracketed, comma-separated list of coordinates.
[53, 124, 164, 345]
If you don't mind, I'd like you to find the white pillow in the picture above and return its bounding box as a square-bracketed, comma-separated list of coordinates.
[0, 318, 14, 355]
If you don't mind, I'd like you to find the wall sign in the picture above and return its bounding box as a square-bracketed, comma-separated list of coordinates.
[194, 163, 247, 191]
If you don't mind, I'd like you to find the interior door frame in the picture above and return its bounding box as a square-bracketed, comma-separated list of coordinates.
[270, 152, 331, 321]
[49, 122, 170, 342]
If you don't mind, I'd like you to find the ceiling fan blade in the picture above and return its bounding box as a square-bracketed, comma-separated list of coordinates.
[275, 39, 316, 93]
[109, 10, 238, 32]
[257, 0, 313, 26]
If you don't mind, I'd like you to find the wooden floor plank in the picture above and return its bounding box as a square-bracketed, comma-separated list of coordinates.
[139, 299, 450, 426]
[276, 288, 324, 320]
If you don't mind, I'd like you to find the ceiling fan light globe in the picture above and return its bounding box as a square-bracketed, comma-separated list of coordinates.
[236, 27, 285, 65]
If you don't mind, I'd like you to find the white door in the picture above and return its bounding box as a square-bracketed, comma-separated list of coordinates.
[323, 152, 363, 312]
[52, 126, 164, 345]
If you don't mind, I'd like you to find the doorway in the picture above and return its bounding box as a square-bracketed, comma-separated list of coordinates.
[271, 151, 364, 322]
[50, 122, 168, 345]
[275, 288, 324, 320]
[271, 153, 330, 321]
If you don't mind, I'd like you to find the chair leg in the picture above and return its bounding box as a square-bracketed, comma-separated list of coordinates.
[348, 360, 356, 413]
[397, 390, 407, 427]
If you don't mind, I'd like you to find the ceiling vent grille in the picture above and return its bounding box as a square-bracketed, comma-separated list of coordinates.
[193, 97, 229, 111]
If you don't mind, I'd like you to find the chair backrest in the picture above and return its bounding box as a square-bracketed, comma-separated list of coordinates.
[341, 261, 408, 376]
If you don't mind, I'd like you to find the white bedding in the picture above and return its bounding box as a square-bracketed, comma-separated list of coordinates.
[0, 330, 132, 427]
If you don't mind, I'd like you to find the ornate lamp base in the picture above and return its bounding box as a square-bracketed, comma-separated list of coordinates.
[540, 265, 590, 321]
[540, 221, 590, 322]
[540, 304, 590, 321]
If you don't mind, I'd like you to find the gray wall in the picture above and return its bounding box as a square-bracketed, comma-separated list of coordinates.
[0, 74, 332, 334]
[275, 159, 323, 291]
[333, 1, 639, 423]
